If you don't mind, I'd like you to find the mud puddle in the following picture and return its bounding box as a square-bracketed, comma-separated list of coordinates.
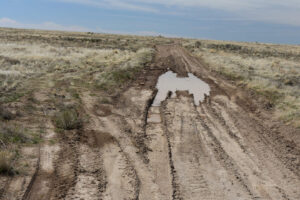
[153, 71, 210, 106]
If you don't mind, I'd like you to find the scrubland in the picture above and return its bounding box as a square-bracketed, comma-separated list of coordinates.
[0, 28, 300, 200]
[0, 28, 169, 174]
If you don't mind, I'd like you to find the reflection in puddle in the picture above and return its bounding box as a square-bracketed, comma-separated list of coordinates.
[153, 71, 210, 106]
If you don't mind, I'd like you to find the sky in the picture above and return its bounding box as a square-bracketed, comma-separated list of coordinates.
[1, 0, 300, 44]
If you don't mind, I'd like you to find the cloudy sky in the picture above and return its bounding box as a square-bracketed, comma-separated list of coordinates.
[1, 0, 300, 44]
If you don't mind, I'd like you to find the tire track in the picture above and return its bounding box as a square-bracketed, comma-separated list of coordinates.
[64, 143, 106, 200]
[81, 94, 140, 200]
[162, 93, 252, 199]
[159, 106, 181, 200]
[200, 102, 259, 198]
[100, 116, 166, 200]
[211, 96, 300, 199]
[146, 106, 173, 200]
[49, 130, 80, 200]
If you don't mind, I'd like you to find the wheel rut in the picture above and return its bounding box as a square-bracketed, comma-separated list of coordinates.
[6, 45, 300, 200]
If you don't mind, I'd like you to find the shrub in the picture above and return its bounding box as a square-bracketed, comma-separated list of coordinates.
[0, 106, 14, 120]
[0, 151, 13, 174]
[53, 107, 82, 130]
[99, 97, 111, 104]
[195, 41, 202, 48]
[255, 89, 283, 105]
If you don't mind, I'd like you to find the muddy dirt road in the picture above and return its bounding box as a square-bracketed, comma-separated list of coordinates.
[1, 45, 300, 200]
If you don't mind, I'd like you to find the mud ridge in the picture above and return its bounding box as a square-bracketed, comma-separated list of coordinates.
[144, 89, 158, 128]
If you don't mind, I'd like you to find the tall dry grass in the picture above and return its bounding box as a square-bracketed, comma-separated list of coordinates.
[184, 40, 300, 127]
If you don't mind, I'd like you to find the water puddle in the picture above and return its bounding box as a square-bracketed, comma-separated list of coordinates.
[152, 71, 210, 106]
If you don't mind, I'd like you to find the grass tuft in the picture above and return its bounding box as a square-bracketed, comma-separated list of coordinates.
[53, 107, 82, 130]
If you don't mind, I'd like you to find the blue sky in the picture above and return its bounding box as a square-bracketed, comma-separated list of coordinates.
[1, 0, 300, 44]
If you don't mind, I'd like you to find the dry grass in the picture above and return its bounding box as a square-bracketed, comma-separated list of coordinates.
[0, 28, 172, 174]
[0, 123, 38, 175]
[94, 48, 154, 91]
[0, 123, 33, 146]
[1, 28, 299, 128]
[0, 30, 156, 96]
[184, 40, 300, 127]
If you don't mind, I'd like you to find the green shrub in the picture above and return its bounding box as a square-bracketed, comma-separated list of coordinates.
[53, 108, 82, 130]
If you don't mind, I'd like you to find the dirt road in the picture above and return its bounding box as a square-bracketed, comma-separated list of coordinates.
[1, 45, 300, 200]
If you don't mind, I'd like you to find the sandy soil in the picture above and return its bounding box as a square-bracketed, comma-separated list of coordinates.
[1, 45, 300, 200]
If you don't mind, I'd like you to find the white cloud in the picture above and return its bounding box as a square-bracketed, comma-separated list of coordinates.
[0, 18, 90, 32]
[59, 0, 253, 11]
[59, 0, 158, 12]
[56, 0, 300, 26]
